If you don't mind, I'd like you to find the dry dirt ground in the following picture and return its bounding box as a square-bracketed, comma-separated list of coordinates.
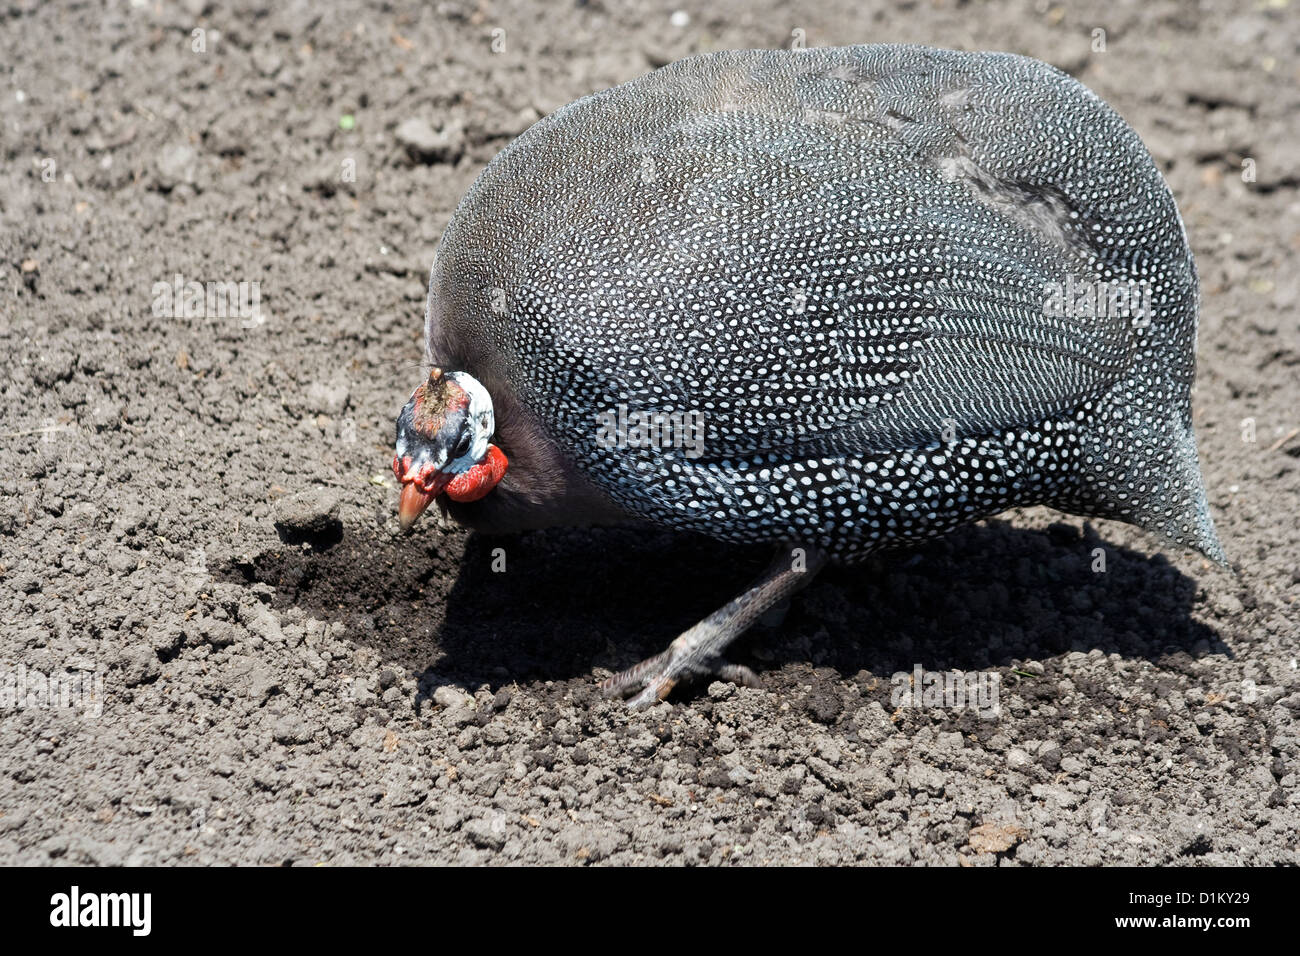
[1, 0, 1297, 865]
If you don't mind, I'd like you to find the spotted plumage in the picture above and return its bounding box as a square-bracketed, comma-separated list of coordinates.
[398, 44, 1223, 706]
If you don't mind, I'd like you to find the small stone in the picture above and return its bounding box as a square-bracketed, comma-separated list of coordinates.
[148, 622, 185, 658]
[273, 489, 341, 544]
[1060, 756, 1086, 775]
[968, 822, 1026, 854]
[707, 680, 734, 700]
[155, 144, 197, 190]
[243, 602, 284, 644]
[1038, 743, 1062, 771]
[395, 117, 465, 164]
[463, 817, 506, 851]
[815, 736, 843, 764]
[114, 645, 160, 687]
[433, 685, 472, 710]
[727, 765, 754, 786]
[252, 49, 283, 76]
[1213, 593, 1244, 617]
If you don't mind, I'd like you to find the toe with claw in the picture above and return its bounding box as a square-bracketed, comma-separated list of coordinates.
[600, 643, 761, 711]
[598, 544, 827, 710]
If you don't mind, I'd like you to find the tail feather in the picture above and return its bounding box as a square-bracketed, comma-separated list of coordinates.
[1063, 387, 1225, 565]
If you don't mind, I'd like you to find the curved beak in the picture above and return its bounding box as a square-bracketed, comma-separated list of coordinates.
[398, 473, 450, 531]
[398, 483, 435, 531]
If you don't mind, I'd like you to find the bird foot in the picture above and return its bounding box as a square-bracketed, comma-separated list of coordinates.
[599, 544, 828, 711]
[599, 641, 761, 711]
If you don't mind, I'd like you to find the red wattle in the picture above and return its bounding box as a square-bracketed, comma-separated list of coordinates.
[445, 444, 509, 502]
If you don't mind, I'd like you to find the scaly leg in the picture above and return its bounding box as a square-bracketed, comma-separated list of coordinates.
[600, 544, 828, 711]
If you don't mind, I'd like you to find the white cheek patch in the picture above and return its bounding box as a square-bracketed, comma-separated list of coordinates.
[443, 372, 495, 475]
[397, 392, 451, 472]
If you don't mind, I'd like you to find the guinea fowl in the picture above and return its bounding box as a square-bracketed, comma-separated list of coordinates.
[392, 45, 1223, 710]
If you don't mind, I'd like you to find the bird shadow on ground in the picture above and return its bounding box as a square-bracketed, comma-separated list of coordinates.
[219, 515, 1226, 711]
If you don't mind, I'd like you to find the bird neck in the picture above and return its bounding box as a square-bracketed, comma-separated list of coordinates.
[441, 377, 628, 534]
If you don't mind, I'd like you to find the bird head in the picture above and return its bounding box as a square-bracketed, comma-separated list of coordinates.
[392, 367, 508, 530]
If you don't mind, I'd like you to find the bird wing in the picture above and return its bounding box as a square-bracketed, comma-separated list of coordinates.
[435, 46, 1186, 467]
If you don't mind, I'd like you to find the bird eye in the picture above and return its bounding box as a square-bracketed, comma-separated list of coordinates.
[452, 430, 473, 460]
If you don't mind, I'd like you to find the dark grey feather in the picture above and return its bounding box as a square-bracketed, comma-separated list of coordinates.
[424, 45, 1222, 563]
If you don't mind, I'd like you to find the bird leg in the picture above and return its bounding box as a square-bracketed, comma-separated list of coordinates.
[600, 544, 828, 711]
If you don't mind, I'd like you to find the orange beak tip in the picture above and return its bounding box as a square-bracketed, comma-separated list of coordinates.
[398, 483, 436, 532]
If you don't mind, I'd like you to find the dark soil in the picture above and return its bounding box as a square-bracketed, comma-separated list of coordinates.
[1, 0, 1297, 864]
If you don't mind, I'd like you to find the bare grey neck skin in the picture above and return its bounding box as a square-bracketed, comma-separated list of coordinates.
[437, 374, 630, 534]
